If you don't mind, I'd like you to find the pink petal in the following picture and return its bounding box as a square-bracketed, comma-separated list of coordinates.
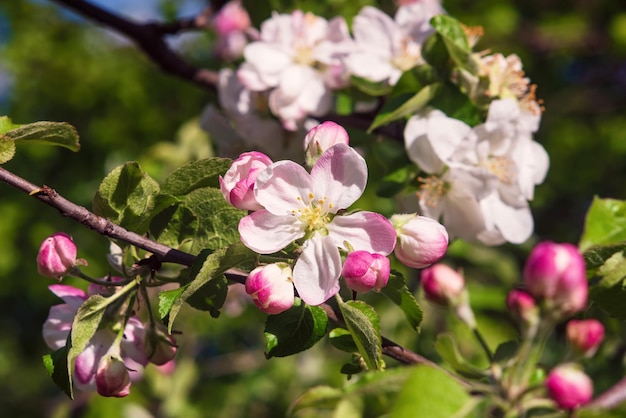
[254, 161, 313, 215]
[239, 210, 305, 253]
[49, 284, 87, 306]
[327, 211, 397, 255]
[293, 235, 341, 305]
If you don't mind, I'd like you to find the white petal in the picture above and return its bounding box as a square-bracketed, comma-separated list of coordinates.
[254, 161, 313, 214]
[293, 234, 341, 305]
[404, 113, 443, 173]
[345, 52, 396, 83]
[239, 210, 304, 253]
[327, 211, 397, 255]
[480, 193, 533, 244]
[242, 43, 291, 87]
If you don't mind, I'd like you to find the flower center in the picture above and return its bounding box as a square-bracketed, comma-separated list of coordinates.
[293, 192, 333, 233]
[417, 175, 449, 207]
[482, 156, 516, 184]
[392, 38, 422, 72]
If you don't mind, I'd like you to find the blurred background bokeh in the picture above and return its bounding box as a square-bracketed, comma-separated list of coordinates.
[1, 0, 625, 416]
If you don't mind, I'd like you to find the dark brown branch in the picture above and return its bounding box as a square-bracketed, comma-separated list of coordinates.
[50, 0, 218, 91]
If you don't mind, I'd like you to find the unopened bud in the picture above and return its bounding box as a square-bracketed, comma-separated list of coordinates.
[566, 319, 604, 358]
[145, 326, 178, 366]
[545, 364, 593, 410]
[95, 351, 131, 398]
[523, 241, 587, 317]
[213, 0, 251, 36]
[37, 232, 78, 279]
[342, 251, 391, 293]
[220, 151, 273, 211]
[245, 263, 295, 314]
[507, 289, 539, 334]
[421, 264, 475, 327]
[390, 214, 448, 269]
[303, 121, 349, 167]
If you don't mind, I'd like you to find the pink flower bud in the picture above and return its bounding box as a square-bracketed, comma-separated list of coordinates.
[421, 264, 464, 306]
[390, 214, 448, 268]
[95, 352, 131, 398]
[342, 251, 391, 293]
[303, 121, 349, 167]
[220, 151, 273, 211]
[144, 326, 178, 366]
[566, 319, 604, 357]
[545, 364, 593, 410]
[245, 263, 295, 314]
[507, 289, 538, 328]
[523, 242, 588, 316]
[213, 1, 251, 36]
[37, 232, 77, 278]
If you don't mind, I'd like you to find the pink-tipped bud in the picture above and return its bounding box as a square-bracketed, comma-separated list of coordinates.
[245, 263, 295, 315]
[95, 352, 131, 398]
[144, 326, 178, 366]
[523, 241, 588, 316]
[303, 121, 350, 167]
[545, 364, 593, 410]
[421, 264, 464, 306]
[37, 232, 78, 279]
[342, 251, 391, 293]
[213, 1, 251, 36]
[390, 214, 448, 269]
[566, 319, 604, 358]
[220, 151, 273, 211]
[507, 289, 539, 329]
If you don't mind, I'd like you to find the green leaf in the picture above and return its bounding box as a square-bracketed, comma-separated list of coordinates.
[381, 272, 423, 332]
[158, 286, 186, 320]
[166, 244, 255, 332]
[186, 274, 229, 318]
[149, 203, 197, 248]
[430, 82, 482, 126]
[368, 84, 440, 132]
[430, 15, 476, 72]
[0, 116, 21, 133]
[338, 300, 384, 371]
[329, 327, 359, 353]
[391, 365, 471, 418]
[2, 121, 80, 151]
[43, 346, 72, 399]
[183, 187, 247, 252]
[580, 197, 626, 252]
[434, 333, 487, 379]
[376, 164, 418, 198]
[492, 340, 520, 365]
[93, 162, 160, 235]
[589, 251, 626, 319]
[287, 385, 344, 417]
[350, 76, 392, 96]
[162, 157, 233, 196]
[0, 137, 16, 164]
[264, 298, 328, 358]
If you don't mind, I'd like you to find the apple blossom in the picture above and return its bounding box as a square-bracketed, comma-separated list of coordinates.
[95, 348, 132, 397]
[420, 263, 464, 306]
[245, 263, 295, 314]
[37, 232, 78, 279]
[303, 121, 349, 167]
[566, 319, 604, 358]
[220, 151, 273, 211]
[390, 213, 448, 268]
[212, 0, 252, 60]
[342, 251, 391, 293]
[523, 241, 588, 316]
[506, 289, 538, 328]
[545, 364, 593, 410]
[238, 142, 396, 305]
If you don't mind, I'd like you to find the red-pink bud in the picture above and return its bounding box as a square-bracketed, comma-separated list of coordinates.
[507, 289, 538, 327]
[37, 232, 77, 278]
[95, 352, 131, 398]
[245, 263, 295, 314]
[545, 364, 593, 410]
[566, 319, 604, 357]
[421, 263, 464, 306]
[303, 121, 349, 167]
[523, 241, 588, 316]
[144, 326, 178, 366]
[213, 0, 251, 36]
[342, 251, 391, 293]
[390, 214, 448, 269]
[220, 151, 273, 211]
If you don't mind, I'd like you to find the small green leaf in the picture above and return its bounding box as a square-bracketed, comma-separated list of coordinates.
[368, 84, 440, 132]
[580, 197, 626, 252]
[350, 76, 392, 96]
[93, 162, 160, 235]
[0, 137, 16, 164]
[493, 340, 520, 364]
[391, 365, 471, 418]
[376, 164, 418, 198]
[186, 275, 229, 318]
[158, 286, 186, 320]
[264, 298, 328, 358]
[0, 116, 21, 133]
[287, 385, 344, 417]
[329, 328, 359, 353]
[3, 121, 80, 151]
[340, 362, 364, 376]
[338, 300, 384, 371]
[430, 82, 482, 126]
[434, 333, 487, 378]
[589, 251, 626, 319]
[149, 203, 197, 248]
[43, 346, 72, 399]
[430, 15, 476, 72]
[162, 157, 233, 196]
[381, 272, 423, 332]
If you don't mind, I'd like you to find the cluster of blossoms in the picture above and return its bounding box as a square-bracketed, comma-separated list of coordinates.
[420, 241, 598, 412]
[220, 121, 448, 309]
[37, 233, 177, 397]
[204, 1, 549, 246]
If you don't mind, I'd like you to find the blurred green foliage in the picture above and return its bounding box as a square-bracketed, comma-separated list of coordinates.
[1, 0, 625, 416]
